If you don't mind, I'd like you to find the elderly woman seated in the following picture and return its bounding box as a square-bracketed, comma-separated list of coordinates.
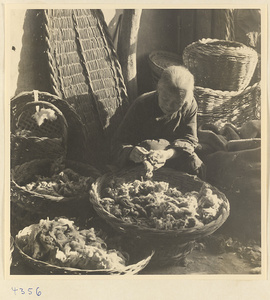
[111, 65, 205, 179]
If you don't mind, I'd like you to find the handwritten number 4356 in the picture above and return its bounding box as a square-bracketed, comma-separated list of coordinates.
[11, 287, 42, 296]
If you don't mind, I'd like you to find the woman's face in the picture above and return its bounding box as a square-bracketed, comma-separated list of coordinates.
[158, 87, 187, 115]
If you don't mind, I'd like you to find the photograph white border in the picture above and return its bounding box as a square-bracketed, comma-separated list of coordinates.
[1, 1, 269, 299]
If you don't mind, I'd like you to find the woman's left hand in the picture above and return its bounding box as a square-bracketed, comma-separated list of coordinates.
[148, 149, 174, 170]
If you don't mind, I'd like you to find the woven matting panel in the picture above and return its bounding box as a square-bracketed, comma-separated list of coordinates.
[42, 9, 129, 140]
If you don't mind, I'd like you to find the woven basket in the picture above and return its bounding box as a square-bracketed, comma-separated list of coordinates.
[90, 166, 230, 240]
[11, 92, 68, 167]
[148, 50, 182, 88]
[10, 158, 102, 235]
[14, 224, 154, 275]
[194, 81, 261, 128]
[183, 38, 258, 91]
[11, 90, 88, 163]
[118, 235, 196, 268]
[89, 166, 230, 265]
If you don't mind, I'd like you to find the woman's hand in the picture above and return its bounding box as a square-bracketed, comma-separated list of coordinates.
[129, 146, 149, 163]
[190, 153, 206, 180]
[148, 149, 175, 170]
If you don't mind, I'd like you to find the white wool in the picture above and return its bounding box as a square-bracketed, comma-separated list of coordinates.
[32, 108, 57, 126]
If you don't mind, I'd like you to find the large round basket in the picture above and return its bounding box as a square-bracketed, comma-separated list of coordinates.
[10, 158, 102, 236]
[14, 224, 154, 275]
[148, 50, 182, 88]
[194, 81, 261, 128]
[89, 166, 230, 266]
[11, 95, 68, 167]
[182, 38, 258, 91]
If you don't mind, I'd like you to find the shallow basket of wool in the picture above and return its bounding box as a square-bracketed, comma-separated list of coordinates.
[89, 166, 230, 265]
[10, 158, 102, 236]
[14, 219, 154, 275]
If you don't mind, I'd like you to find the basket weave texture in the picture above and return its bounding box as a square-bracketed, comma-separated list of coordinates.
[89, 166, 230, 266]
[90, 166, 230, 241]
[183, 38, 258, 91]
[147, 48, 260, 129]
[194, 81, 261, 128]
[119, 235, 196, 267]
[11, 90, 88, 163]
[10, 158, 102, 235]
[14, 224, 154, 275]
[37, 9, 129, 163]
[11, 91, 70, 167]
[148, 50, 182, 88]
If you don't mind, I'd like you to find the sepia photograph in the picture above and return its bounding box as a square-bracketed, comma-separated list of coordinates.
[5, 5, 266, 282]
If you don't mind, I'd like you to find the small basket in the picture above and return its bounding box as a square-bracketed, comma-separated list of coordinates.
[194, 81, 261, 128]
[148, 50, 182, 88]
[183, 38, 258, 91]
[11, 94, 68, 166]
[10, 158, 102, 235]
[11, 90, 88, 163]
[89, 166, 230, 265]
[14, 224, 154, 275]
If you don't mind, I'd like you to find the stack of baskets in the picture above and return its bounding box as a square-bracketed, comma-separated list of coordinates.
[10, 95, 153, 275]
[148, 39, 260, 128]
[10, 90, 104, 236]
[89, 166, 230, 266]
[182, 38, 260, 128]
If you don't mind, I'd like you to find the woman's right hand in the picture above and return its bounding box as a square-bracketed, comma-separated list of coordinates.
[129, 146, 149, 163]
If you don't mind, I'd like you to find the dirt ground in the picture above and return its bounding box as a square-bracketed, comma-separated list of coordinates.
[141, 249, 258, 275]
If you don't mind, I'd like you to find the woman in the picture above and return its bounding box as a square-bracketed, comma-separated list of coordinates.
[111, 65, 205, 179]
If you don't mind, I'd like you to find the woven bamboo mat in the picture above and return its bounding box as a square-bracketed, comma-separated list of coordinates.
[43, 9, 128, 133]
[15, 9, 128, 165]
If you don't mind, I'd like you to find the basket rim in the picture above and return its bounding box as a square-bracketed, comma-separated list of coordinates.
[11, 179, 70, 202]
[12, 100, 68, 131]
[11, 90, 63, 102]
[19, 100, 68, 121]
[11, 158, 102, 203]
[10, 90, 88, 157]
[184, 38, 258, 56]
[89, 167, 230, 238]
[14, 226, 154, 275]
[148, 50, 182, 71]
[11, 134, 64, 141]
[11, 97, 69, 153]
[149, 50, 182, 60]
[11, 90, 84, 126]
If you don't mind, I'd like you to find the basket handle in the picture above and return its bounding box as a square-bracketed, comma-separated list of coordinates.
[33, 90, 39, 102]
[12, 100, 68, 133]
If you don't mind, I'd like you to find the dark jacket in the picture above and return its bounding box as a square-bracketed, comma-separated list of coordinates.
[111, 91, 198, 168]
